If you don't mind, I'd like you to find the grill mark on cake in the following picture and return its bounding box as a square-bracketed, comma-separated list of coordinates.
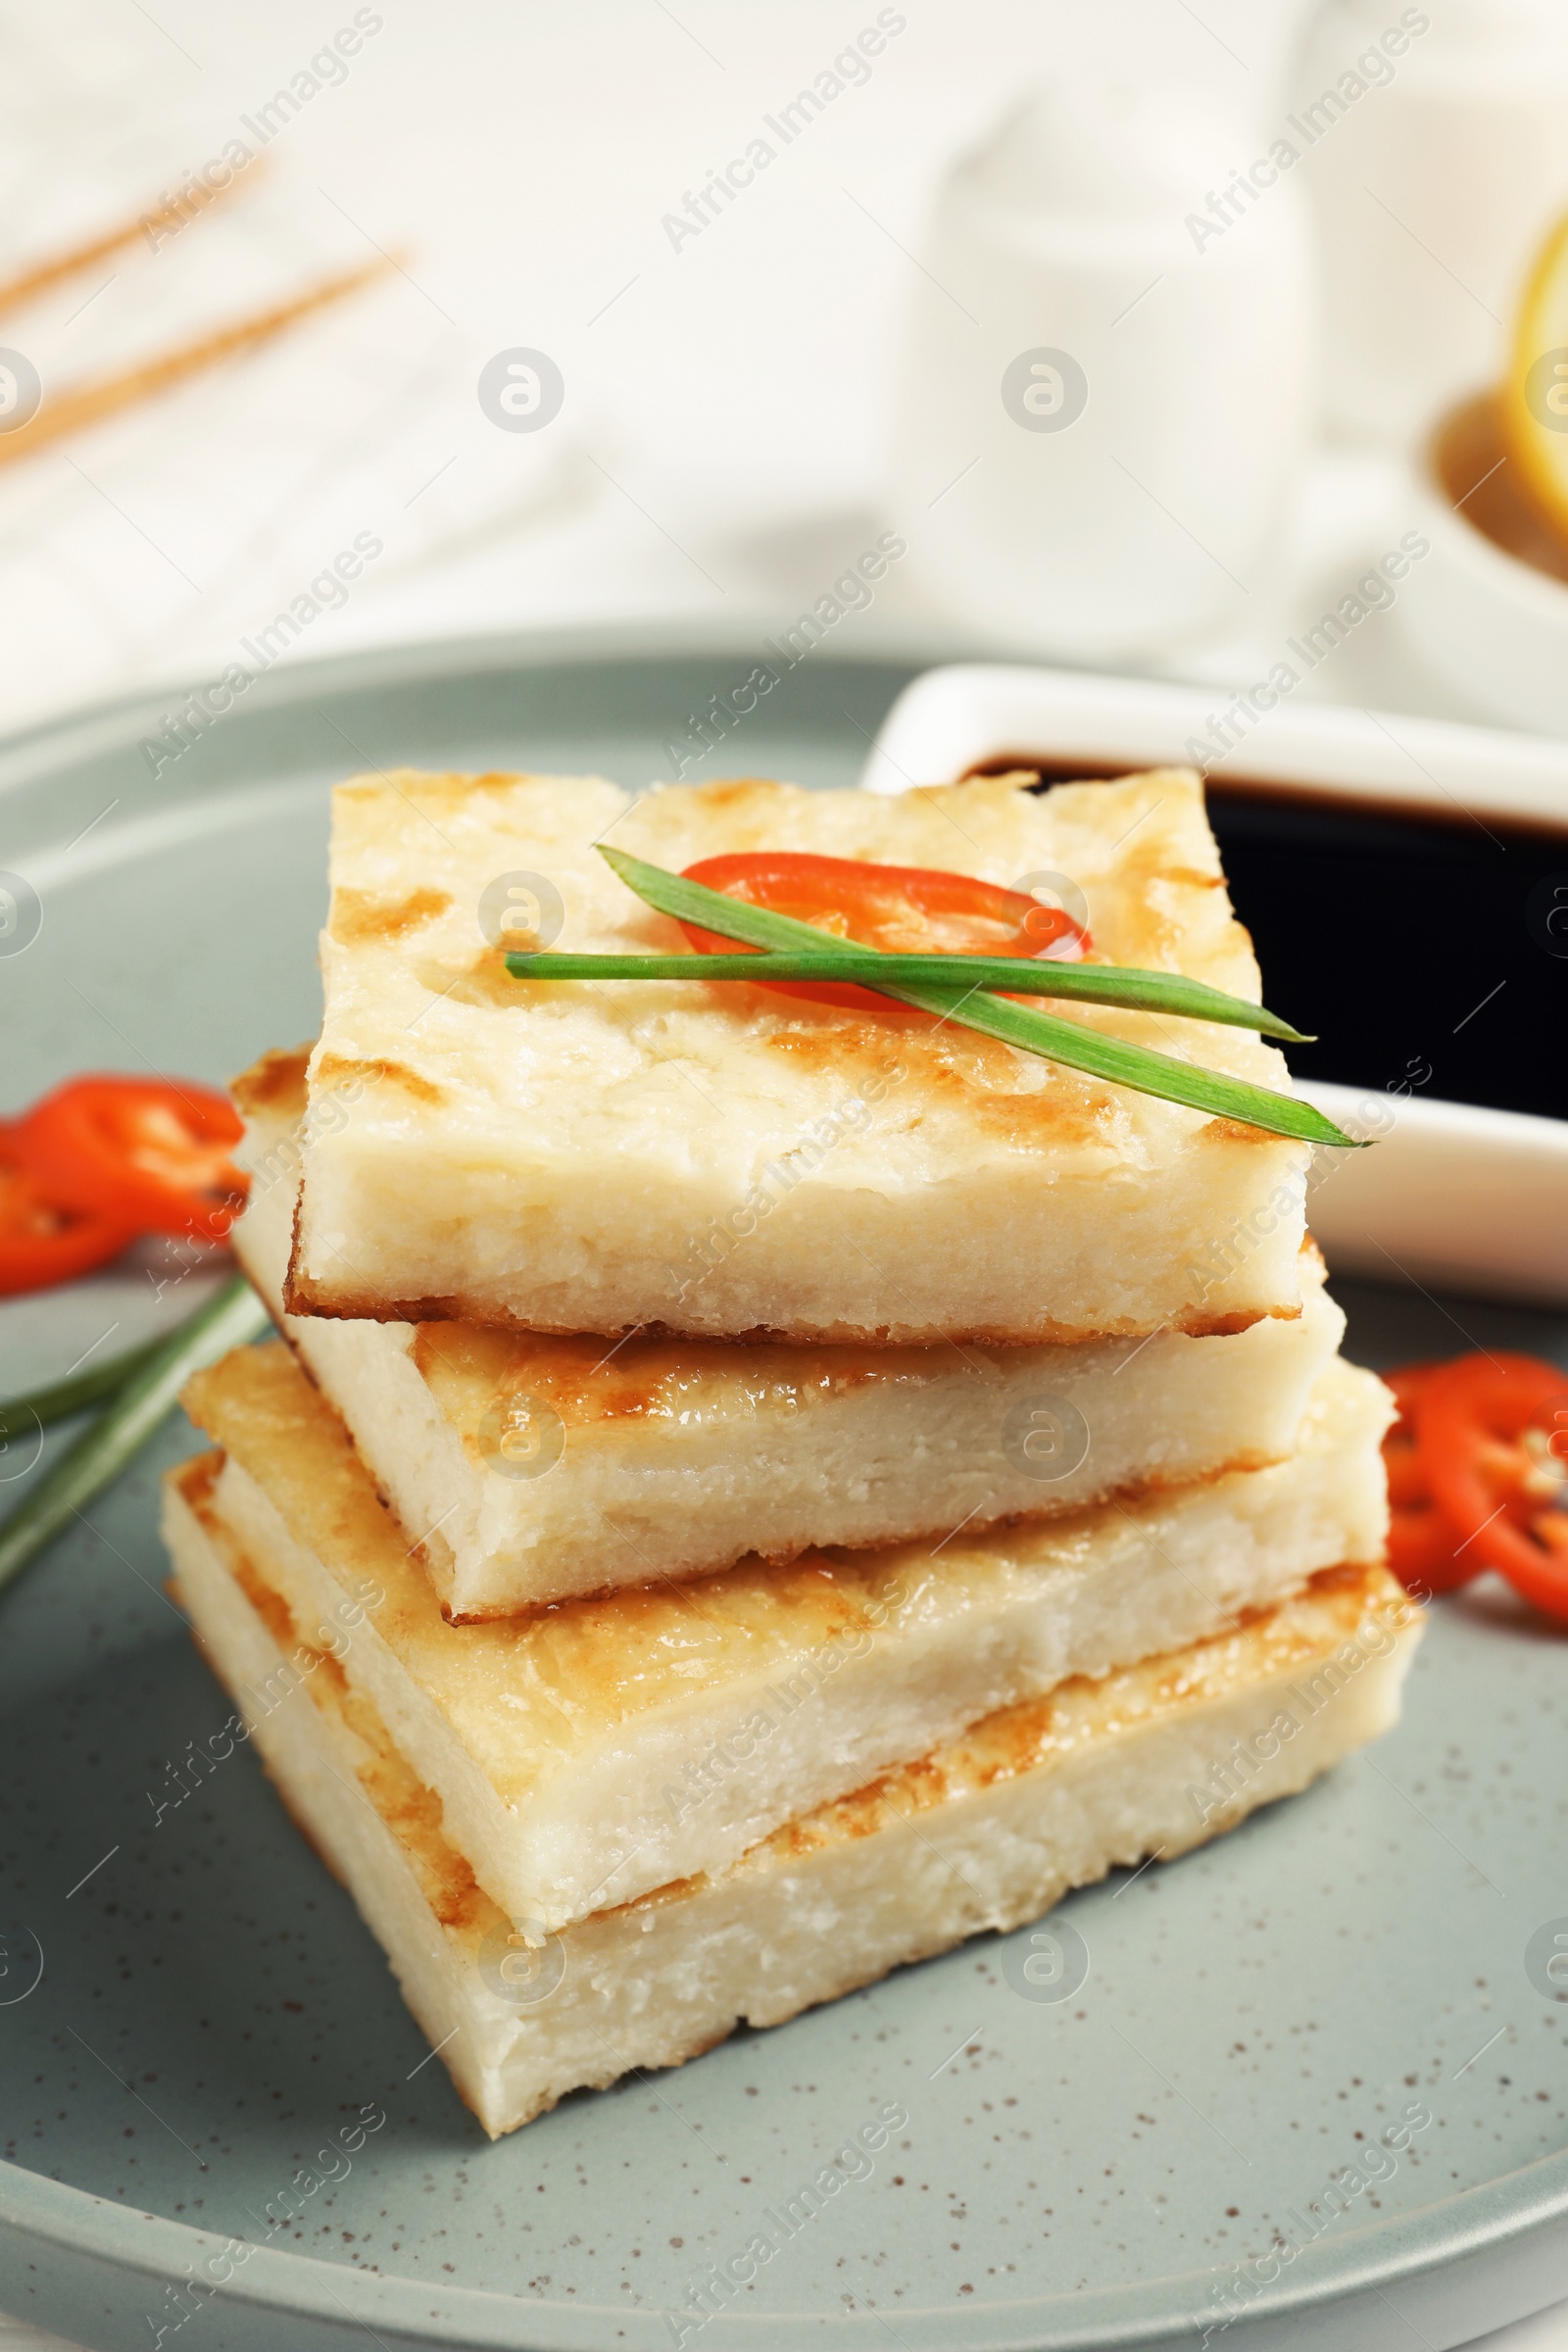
[180, 1461, 493, 1934]
[1101, 825, 1246, 973]
[177, 1454, 349, 1696]
[1202, 1117, 1296, 1148]
[760, 1016, 1120, 1150]
[315, 1052, 446, 1105]
[332, 1683, 489, 1932]
[684, 778, 787, 810]
[234, 1537, 319, 1663]
[174, 1451, 222, 1514]
[329, 886, 453, 947]
[431, 768, 547, 798]
[412, 1320, 910, 1432]
[427, 945, 587, 1011]
[656, 773, 1041, 840]
[229, 1044, 311, 1118]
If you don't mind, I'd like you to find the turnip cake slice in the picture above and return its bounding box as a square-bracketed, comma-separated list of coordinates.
[236, 1046, 1344, 1617]
[165, 1454, 1421, 2138]
[286, 768, 1313, 1345]
[178, 1341, 1392, 1936]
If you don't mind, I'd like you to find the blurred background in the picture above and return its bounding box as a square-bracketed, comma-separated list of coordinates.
[5, 14, 1568, 2352]
[5, 0, 1568, 745]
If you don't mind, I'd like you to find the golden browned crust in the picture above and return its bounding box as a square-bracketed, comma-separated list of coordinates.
[410, 1322, 888, 1423]
[763, 1559, 1409, 1854]
[229, 1044, 311, 1119]
[314, 1052, 446, 1106]
[278, 1180, 306, 1322]
[1202, 1116, 1298, 1149]
[337, 767, 547, 808]
[1191, 1304, 1298, 1340]
[759, 1016, 1122, 1153]
[293, 767, 1308, 1343]
[172, 1439, 1412, 2132]
[182, 1411, 1400, 1850]
[328, 886, 453, 948]
[669, 776, 794, 807]
[180, 1343, 1365, 1808]
[172, 1451, 222, 1514]
[174, 1450, 486, 1929]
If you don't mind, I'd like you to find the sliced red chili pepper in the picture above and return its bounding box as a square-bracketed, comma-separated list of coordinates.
[678, 852, 1089, 1012]
[1381, 1362, 1476, 1595]
[13, 1074, 248, 1246]
[0, 1124, 137, 1297]
[1416, 1351, 1568, 1620]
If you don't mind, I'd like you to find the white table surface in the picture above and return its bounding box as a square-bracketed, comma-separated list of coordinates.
[1, 3, 1563, 2345]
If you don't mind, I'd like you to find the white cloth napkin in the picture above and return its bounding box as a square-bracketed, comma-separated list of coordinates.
[0, 152, 581, 735]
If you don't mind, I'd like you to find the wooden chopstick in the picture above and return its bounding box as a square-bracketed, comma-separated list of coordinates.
[0, 254, 397, 470]
[0, 152, 264, 321]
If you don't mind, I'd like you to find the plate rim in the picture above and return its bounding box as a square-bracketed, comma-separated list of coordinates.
[4, 621, 1567, 2352]
[0, 612, 966, 797]
[5, 2140, 1568, 2352]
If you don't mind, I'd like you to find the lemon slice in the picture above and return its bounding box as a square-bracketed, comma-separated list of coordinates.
[1503, 206, 1568, 541]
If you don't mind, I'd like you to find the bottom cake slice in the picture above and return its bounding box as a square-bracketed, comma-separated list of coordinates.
[164, 1457, 1421, 2138]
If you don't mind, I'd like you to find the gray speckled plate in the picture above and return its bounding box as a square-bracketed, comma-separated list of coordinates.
[1, 627, 1566, 2352]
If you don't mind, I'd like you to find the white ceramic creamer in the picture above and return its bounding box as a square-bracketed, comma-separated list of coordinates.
[888, 74, 1319, 660]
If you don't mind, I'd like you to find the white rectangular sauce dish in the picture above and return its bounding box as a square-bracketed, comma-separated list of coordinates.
[860, 662, 1568, 1306]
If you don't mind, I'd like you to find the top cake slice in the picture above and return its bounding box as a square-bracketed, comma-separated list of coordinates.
[287, 766, 1311, 1345]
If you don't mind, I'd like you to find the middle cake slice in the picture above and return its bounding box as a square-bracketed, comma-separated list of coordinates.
[180, 1340, 1391, 1937]
[232, 1048, 1345, 1618]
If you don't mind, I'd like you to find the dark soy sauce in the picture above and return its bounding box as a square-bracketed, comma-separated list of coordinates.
[960, 753, 1568, 1122]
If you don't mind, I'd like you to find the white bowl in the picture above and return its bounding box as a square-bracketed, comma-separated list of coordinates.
[1396, 403, 1568, 736]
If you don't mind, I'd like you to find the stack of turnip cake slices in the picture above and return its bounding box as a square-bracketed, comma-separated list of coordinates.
[161, 763, 1420, 2138]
